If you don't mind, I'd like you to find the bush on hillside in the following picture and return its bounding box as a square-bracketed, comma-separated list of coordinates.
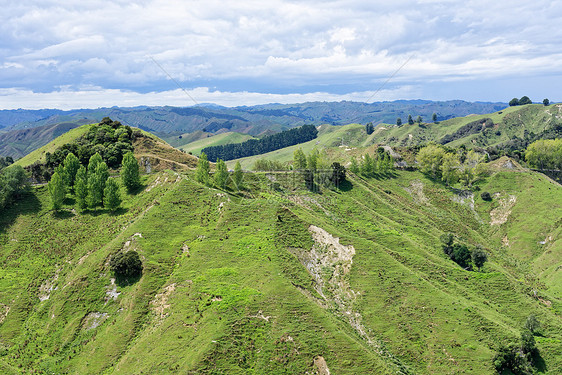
[480, 191, 492, 201]
[110, 251, 143, 281]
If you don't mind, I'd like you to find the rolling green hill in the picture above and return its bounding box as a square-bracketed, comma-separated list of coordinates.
[0, 122, 560, 373]
[176, 131, 255, 155]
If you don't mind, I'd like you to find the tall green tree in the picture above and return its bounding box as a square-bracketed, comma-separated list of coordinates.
[417, 144, 446, 179]
[121, 151, 141, 193]
[306, 149, 319, 172]
[293, 148, 307, 170]
[0, 165, 30, 209]
[74, 165, 88, 209]
[365, 122, 374, 135]
[87, 161, 109, 208]
[63, 152, 80, 190]
[213, 159, 229, 189]
[440, 153, 459, 185]
[416, 115, 423, 125]
[103, 178, 122, 212]
[543, 98, 550, 106]
[48, 171, 66, 211]
[87, 152, 103, 178]
[432, 113, 438, 123]
[195, 152, 210, 185]
[232, 161, 243, 190]
[349, 157, 360, 174]
[396, 117, 402, 126]
[407, 114, 414, 125]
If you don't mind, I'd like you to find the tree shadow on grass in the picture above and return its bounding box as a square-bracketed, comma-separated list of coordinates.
[0, 191, 42, 235]
[108, 207, 128, 216]
[127, 183, 148, 196]
[336, 179, 353, 192]
[53, 210, 76, 219]
[532, 351, 547, 373]
[114, 273, 142, 288]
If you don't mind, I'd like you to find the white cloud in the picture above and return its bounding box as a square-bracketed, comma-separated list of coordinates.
[0, 86, 420, 110]
[1, 0, 562, 108]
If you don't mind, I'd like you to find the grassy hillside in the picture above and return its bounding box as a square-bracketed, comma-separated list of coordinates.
[12, 125, 94, 168]
[176, 131, 255, 155]
[0, 153, 560, 373]
[12, 123, 199, 172]
[371, 104, 562, 149]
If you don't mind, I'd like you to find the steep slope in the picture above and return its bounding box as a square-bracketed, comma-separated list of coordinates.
[12, 124, 199, 172]
[0, 161, 560, 373]
[0, 122, 89, 159]
[175, 131, 255, 155]
[371, 104, 562, 150]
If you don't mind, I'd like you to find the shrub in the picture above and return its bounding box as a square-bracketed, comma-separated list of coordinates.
[480, 191, 492, 201]
[110, 251, 143, 280]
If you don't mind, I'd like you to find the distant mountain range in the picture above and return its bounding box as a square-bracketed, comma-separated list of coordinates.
[0, 100, 507, 158]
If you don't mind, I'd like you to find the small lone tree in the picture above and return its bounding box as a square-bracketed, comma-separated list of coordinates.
[121, 151, 140, 193]
[543, 98, 550, 106]
[232, 161, 243, 190]
[110, 251, 143, 281]
[214, 159, 229, 189]
[509, 98, 519, 106]
[432, 113, 437, 123]
[407, 114, 414, 125]
[48, 171, 66, 211]
[396, 117, 402, 126]
[103, 178, 122, 211]
[195, 152, 210, 185]
[365, 122, 374, 135]
[471, 245, 488, 270]
[480, 191, 492, 201]
[416, 115, 423, 125]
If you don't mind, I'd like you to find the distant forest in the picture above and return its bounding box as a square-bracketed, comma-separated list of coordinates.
[202, 124, 318, 162]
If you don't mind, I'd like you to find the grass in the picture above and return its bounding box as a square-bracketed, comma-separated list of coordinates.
[0, 135, 561, 373]
[13, 125, 93, 167]
[176, 131, 255, 156]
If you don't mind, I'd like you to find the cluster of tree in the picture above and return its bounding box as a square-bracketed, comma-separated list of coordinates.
[0, 156, 14, 171]
[349, 147, 394, 177]
[0, 165, 30, 210]
[195, 153, 244, 190]
[440, 233, 488, 270]
[525, 138, 562, 170]
[417, 144, 487, 187]
[398, 115, 424, 126]
[509, 96, 533, 106]
[48, 151, 140, 212]
[494, 315, 542, 375]
[293, 148, 346, 190]
[201, 124, 318, 162]
[253, 159, 290, 171]
[365, 122, 375, 135]
[29, 117, 136, 182]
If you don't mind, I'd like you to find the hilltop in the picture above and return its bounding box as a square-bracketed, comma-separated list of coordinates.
[0, 124, 560, 373]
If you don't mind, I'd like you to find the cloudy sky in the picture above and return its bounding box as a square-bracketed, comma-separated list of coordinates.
[1, 0, 561, 109]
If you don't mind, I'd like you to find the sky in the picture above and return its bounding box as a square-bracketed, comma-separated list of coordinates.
[1, 0, 562, 110]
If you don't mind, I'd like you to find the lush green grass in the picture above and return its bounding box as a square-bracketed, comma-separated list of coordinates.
[370, 104, 561, 149]
[0, 156, 560, 373]
[176, 131, 255, 156]
[13, 125, 94, 167]
[226, 123, 368, 169]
